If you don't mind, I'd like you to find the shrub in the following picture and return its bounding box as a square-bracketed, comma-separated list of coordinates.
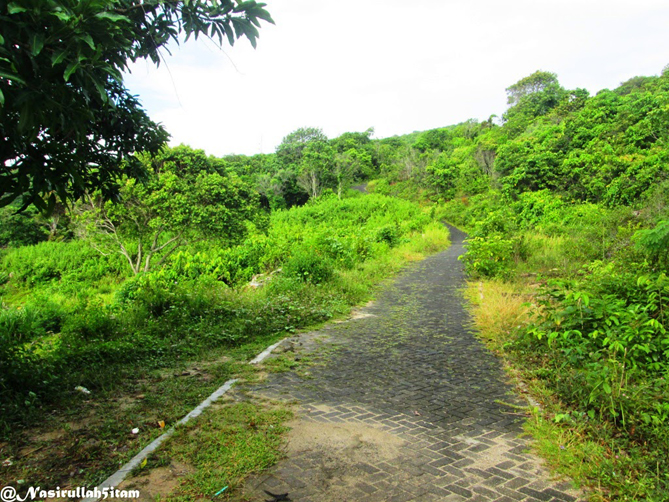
[460, 234, 517, 278]
[0, 302, 66, 344]
[283, 250, 334, 284]
[634, 220, 669, 269]
[375, 224, 400, 247]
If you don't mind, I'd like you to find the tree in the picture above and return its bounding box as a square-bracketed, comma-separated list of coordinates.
[75, 146, 266, 274]
[333, 148, 372, 197]
[297, 141, 334, 199]
[330, 128, 374, 153]
[503, 71, 567, 137]
[505, 71, 560, 106]
[0, 0, 273, 212]
[425, 152, 458, 198]
[276, 127, 327, 166]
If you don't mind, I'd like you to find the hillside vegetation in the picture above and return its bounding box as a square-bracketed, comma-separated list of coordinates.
[369, 69, 669, 501]
[2, 67, 668, 500]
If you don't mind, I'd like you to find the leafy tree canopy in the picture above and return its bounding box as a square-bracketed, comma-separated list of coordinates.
[75, 145, 267, 274]
[505, 70, 560, 106]
[276, 127, 327, 166]
[0, 0, 273, 212]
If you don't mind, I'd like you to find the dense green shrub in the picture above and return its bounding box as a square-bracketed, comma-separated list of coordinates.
[0, 206, 48, 247]
[634, 220, 669, 269]
[375, 224, 400, 247]
[0, 240, 127, 286]
[521, 271, 669, 467]
[460, 235, 517, 278]
[284, 250, 334, 283]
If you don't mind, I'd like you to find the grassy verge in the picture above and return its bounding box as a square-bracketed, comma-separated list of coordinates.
[464, 279, 666, 501]
[123, 402, 294, 502]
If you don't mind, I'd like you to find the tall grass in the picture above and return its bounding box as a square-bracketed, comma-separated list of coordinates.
[0, 194, 450, 433]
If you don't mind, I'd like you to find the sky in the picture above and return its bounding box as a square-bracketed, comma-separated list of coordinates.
[124, 0, 669, 156]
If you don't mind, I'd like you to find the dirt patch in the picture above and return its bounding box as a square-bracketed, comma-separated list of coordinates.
[348, 310, 376, 320]
[277, 416, 407, 500]
[339, 300, 377, 322]
[287, 417, 404, 459]
[119, 461, 194, 501]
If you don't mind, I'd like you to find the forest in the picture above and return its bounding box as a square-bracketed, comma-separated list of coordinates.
[2, 51, 669, 501]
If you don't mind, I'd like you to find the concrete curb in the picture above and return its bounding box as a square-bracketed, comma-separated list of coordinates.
[82, 338, 285, 502]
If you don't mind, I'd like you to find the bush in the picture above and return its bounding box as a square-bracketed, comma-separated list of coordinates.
[0, 240, 127, 286]
[460, 234, 517, 278]
[0, 302, 66, 344]
[634, 220, 669, 269]
[375, 224, 400, 247]
[521, 271, 669, 456]
[0, 205, 48, 247]
[283, 250, 334, 284]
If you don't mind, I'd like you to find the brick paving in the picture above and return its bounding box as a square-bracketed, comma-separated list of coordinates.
[238, 226, 583, 502]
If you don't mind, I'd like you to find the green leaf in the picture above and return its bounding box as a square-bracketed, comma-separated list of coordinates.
[224, 20, 235, 45]
[0, 88, 4, 106]
[80, 33, 96, 51]
[51, 50, 67, 66]
[7, 3, 27, 14]
[30, 34, 45, 56]
[0, 70, 26, 85]
[103, 66, 122, 82]
[51, 11, 71, 22]
[0, 34, 4, 45]
[63, 60, 80, 81]
[253, 8, 275, 24]
[89, 73, 108, 103]
[94, 12, 130, 23]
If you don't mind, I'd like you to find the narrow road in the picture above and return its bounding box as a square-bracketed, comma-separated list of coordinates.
[241, 226, 581, 502]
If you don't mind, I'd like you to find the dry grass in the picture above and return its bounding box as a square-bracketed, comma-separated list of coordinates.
[462, 279, 644, 501]
[463, 279, 533, 350]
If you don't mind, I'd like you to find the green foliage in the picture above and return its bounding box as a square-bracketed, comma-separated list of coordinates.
[0, 194, 443, 432]
[0, 239, 127, 286]
[512, 190, 566, 229]
[74, 146, 267, 274]
[634, 220, 669, 269]
[0, 205, 48, 247]
[276, 127, 328, 166]
[0, 0, 273, 211]
[460, 235, 517, 278]
[297, 140, 335, 198]
[283, 250, 334, 284]
[519, 270, 669, 494]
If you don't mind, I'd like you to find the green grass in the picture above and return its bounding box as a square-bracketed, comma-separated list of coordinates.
[152, 402, 292, 501]
[0, 194, 450, 495]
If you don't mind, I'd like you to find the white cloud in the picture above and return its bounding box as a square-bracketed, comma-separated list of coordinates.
[124, 0, 669, 156]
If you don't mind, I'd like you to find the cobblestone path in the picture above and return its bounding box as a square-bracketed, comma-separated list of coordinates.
[239, 226, 582, 502]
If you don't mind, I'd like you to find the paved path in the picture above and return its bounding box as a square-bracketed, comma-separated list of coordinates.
[239, 226, 582, 502]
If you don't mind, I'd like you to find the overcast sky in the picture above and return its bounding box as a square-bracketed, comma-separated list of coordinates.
[124, 0, 669, 156]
